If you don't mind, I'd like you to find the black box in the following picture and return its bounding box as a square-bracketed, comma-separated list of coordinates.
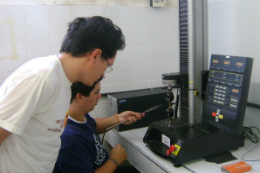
[107, 89, 168, 131]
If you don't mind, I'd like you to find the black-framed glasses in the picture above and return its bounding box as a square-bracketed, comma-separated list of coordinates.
[105, 59, 113, 73]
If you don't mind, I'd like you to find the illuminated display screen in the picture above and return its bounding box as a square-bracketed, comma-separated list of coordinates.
[236, 62, 243, 66]
[212, 59, 218, 63]
[224, 61, 230, 65]
[232, 89, 239, 93]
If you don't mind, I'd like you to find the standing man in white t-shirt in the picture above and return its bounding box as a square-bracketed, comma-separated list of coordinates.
[0, 16, 125, 173]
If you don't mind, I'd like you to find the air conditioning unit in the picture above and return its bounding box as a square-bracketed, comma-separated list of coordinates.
[150, 0, 166, 7]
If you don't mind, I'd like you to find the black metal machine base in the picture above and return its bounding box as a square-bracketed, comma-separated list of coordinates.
[143, 119, 244, 167]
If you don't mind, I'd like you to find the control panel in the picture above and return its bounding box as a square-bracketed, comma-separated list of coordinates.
[207, 72, 242, 109]
[202, 54, 253, 135]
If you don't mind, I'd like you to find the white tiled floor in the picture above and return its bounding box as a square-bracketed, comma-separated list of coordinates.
[106, 127, 260, 173]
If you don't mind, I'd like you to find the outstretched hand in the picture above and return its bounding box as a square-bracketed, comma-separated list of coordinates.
[118, 111, 145, 125]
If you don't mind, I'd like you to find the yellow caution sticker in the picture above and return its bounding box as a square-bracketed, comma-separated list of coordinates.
[172, 144, 181, 156]
[219, 114, 223, 119]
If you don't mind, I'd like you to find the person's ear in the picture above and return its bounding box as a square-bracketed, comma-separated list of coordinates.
[75, 93, 83, 102]
[90, 49, 102, 61]
[93, 48, 102, 56]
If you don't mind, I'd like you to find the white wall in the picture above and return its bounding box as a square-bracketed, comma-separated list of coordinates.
[0, 2, 179, 119]
[1, 0, 259, 130]
[208, 0, 260, 129]
[0, 0, 178, 6]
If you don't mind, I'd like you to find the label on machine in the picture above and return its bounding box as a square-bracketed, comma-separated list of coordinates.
[162, 134, 170, 147]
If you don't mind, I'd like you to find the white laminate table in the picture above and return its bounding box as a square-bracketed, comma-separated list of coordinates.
[105, 127, 260, 173]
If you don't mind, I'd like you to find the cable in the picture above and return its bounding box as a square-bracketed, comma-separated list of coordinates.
[242, 142, 260, 161]
[101, 132, 106, 144]
[182, 164, 196, 173]
[243, 126, 260, 144]
[242, 126, 260, 161]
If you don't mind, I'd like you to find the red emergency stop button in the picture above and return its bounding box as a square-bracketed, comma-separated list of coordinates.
[170, 145, 175, 151]
[167, 149, 171, 156]
[166, 145, 176, 156]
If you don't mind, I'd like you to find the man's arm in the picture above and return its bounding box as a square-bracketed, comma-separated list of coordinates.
[95, 144, 127, 173]
[0, 127, 11, 144]
[95, 115, 118, 134]
[95, 158, 117, 173]
[95, 111, 144, 134]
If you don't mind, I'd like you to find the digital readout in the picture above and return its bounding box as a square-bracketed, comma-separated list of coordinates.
[236, 62, 243, 66]
[213, 59, 218, 63]
[232, 89, 239, 93]
[224, 61, 230, 65]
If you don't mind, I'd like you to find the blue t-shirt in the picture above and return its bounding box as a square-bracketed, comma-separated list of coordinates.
[55, 114, 109, 173]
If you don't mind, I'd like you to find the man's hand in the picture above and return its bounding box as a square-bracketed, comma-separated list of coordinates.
[109, 144, 127, 165]
[96, 111, 145, 133]
[118, 111, 145, 125]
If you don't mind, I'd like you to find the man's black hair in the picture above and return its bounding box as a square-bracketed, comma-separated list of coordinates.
[70, 81, 98, 103]
[60, 16, 126, 60]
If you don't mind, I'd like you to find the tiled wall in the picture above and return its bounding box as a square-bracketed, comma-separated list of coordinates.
[1, 1, 259, 131]
[0, 4, 179, 118]
[208, 0, 260, 129]
[0, 5, 179, 91]
[0, 0, 178, 6]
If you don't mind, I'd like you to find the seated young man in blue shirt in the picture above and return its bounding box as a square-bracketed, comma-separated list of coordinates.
[54, 81, 144, 173]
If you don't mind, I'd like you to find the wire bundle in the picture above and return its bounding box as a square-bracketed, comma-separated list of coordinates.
[242, 126, 260, 161]
[244, 126, 260, 144]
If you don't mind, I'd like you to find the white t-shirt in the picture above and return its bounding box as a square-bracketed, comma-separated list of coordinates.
[0, 55, 72, 173]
